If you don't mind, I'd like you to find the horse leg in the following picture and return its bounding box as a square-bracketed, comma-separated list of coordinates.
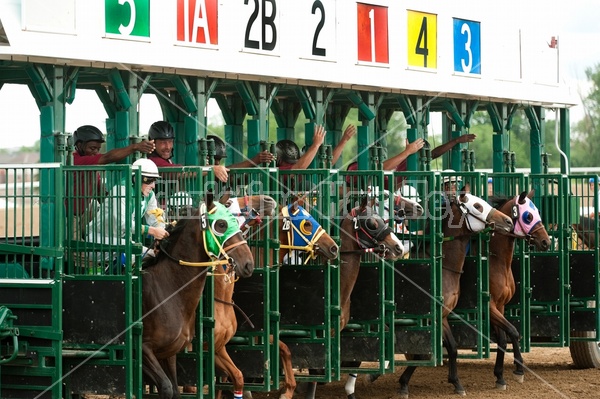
[492, 326, 508, 389]
[398, 365, 417, 399]
[214, 347, 245, 399]
[142, 344, 175, 399]
[442, 319, 465, 396]
[276, 339, 297, 399]
[490, 305, 524, 387]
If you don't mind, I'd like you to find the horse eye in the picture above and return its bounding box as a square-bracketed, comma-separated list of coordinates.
[212, 220, 228, 236]
[523, 212, 533, 224]
[366, 218, 378, 230]
[300, 219, 313, 235]
[474, 203, 483, 212]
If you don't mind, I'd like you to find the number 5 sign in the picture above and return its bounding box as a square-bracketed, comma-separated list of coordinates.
[453, 18, 481, 74]
[407, 10, 436, 69]
[105, 0, 150, 38]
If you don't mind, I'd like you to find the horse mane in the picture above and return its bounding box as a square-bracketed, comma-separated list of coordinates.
[142, 208, 199, 268]
[488, 195, 512, 210]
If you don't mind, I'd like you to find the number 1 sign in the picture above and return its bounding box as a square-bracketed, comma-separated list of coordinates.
[357, 3, 389, 64]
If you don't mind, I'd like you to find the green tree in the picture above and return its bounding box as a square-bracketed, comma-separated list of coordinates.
[571, 63, 600, 167]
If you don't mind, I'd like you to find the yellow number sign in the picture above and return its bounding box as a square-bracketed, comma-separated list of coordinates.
[407, 10, 437, 69]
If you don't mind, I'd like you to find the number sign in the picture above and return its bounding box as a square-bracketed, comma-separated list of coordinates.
[105, 0, 150, 38]
[356, 3, 389, 64]
[407, 10, 437, 69]
[177, 0, 218, 45]
[453, 18, 481, 74]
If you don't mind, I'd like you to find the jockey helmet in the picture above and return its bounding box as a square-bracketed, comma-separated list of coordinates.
[276, 139, 300, 164]
[133, 158, 161, 178]
[148, 121, 175, 140]
[207, 135, 227, 160]
[73, 125, 105, 144]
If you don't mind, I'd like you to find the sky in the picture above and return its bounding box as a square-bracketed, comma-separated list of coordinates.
[1, 0, 599, 150]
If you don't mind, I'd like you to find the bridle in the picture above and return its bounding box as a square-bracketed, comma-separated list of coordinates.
[279, 204, 327, 264]
[442, 196, 495, 242]
[228, 195, 262, 236]
[341, 206, 394, 256]
[503, 195, 545, 244]
[158, 203, 247, 274]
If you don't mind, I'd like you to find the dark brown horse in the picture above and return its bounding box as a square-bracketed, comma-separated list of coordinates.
[301, 194, 412, 399]
[213, 195, 299, 399]
[488, 191, 550, 389]
[141, 196, 254, 399]
[397, 185, 514, 398]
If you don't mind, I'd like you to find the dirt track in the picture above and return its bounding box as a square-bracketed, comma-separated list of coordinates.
[253, 347, 600, 399]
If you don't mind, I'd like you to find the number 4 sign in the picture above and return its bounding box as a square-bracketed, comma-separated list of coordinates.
[407, 10, 437, 69]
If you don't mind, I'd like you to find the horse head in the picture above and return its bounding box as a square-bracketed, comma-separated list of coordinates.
[394, 185, 425, 219]
[279, 201, 339, 264]
[452, 183, 513, 234]
[342, 195, 405, 259]
[509, 190, 550, 251]
[202, 195, 255, 278]
[221, 194, 278, 235]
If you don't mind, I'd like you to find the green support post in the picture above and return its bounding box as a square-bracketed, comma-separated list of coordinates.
[406, 128, 419, 171]
[357, 125, 370, 171]
[114, 111, 130, 163]
[184, 115, 199, 165]
[560, 108, 570, 174]
[247, 119, 260, 160]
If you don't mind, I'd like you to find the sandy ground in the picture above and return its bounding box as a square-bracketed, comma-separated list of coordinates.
[251, 346, 600, 399]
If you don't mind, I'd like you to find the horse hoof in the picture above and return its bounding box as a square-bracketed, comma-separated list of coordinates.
[513, 373, 524, 383]
[455, 389, 466, 396]
[495, 383, 507, 390]
[365, 373, 380, 383]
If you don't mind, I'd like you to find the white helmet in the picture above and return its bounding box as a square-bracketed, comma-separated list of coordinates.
[442, 169, 462, 184]
[167, 192, 193, 208]
[398, 184, 421, 202]
[133, 158, 160, 178]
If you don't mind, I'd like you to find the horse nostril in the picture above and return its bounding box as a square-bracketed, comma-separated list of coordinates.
[396, 244, 403, 254]
[331, 245, 339, 255]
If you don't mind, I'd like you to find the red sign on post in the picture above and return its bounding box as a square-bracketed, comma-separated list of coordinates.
[176, 0, 218, 45]
[357, 3, 389, 64]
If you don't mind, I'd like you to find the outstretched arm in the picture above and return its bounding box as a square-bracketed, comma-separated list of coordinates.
[331, 125, 356, 165]
[228, 151, 275, 168]
[431, 134, 476, 160]
[382, 138, 425, 171]
[98, 140, 156, 164]
[291, 124, 326, 170]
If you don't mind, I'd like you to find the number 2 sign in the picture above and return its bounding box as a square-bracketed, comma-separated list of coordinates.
[407, 10, 437, 69]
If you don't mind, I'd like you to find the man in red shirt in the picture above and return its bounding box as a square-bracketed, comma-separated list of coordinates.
[147, 121, 229, 182]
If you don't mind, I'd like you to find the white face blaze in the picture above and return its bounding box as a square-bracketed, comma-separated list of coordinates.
[458, 192, 494, 232]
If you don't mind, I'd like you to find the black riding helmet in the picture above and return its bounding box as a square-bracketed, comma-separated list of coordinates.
[276, 139, 300, 164]
[207, 135, 227, 160]
[148, 121, 175, 140]
[73, 125, 105, 145]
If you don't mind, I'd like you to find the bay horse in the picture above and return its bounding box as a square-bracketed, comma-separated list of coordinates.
[300, 194, 411, 399]
[212, 197, 338, 399]
[397, 184, 514, 399]
[487, 191, 550, 390]
[141, 195, 254, 399]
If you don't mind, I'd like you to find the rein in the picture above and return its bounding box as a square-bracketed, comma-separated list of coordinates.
[442, 200, 495, 241]
[279, 205, 326, 264]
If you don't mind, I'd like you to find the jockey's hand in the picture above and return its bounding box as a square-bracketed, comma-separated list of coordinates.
[135, 140, 156, 154]
[253, 151, 275, 165]
[456, 134, 476, 144]
[149, 226, 170, 240]
[405, 138, 425, 155]
[213, 165, 229, 182]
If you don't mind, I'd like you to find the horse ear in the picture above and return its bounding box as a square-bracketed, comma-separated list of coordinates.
[462, 182, 470, 193]
[205, 190, 214, 208]
[527, 189, 535, 199]
[360, 194, 368, 209]
[219, 192, 230, 205]
[518, 191, 527, 205]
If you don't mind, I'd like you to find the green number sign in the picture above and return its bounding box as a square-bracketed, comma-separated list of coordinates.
[105, 0, 150, 38]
